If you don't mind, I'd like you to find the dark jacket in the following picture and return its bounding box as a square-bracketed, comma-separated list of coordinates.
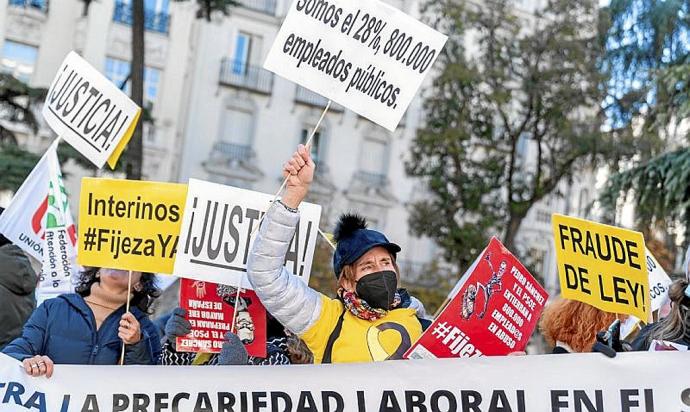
[631, 323, 690, 351]
[2, 293, 160, 365]
[0, 244, 38, 350]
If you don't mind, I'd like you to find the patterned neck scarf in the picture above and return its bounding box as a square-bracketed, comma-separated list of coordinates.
[338, 288, 411, 321]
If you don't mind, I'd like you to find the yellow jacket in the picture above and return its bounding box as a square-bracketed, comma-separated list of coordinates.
[247, 202, 425, 364]
[302, 295, 422, 363]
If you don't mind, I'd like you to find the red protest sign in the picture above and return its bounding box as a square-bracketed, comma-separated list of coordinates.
[405, 237, 548, 359]
[177, 278, 267, 358]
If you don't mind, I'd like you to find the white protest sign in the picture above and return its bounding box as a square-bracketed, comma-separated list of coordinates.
[645, 248, 673, 313]
[42, 51, 141, 169]
[620, 248, 674, 339]
[174, 179, 321, 289]
[0, 352, 688, 411]
[264, 0, 447, 131]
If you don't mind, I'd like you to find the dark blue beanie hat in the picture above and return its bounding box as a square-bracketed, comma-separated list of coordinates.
[332, 213, 401, 279]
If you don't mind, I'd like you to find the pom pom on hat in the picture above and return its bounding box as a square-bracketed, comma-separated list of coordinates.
[333, 213, 367, 243]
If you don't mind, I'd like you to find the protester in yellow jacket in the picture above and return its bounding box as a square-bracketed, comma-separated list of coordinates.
[247, 144, 427, 363]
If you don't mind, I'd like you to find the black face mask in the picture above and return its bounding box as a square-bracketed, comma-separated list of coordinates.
[356, 270, 398, 310]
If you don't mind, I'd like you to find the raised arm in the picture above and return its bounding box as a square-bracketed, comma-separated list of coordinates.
[247, 145, 322, 335]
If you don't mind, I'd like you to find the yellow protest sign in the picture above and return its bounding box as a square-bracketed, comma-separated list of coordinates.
[552, 214, 649, 321]
[78, 178, 187, 274]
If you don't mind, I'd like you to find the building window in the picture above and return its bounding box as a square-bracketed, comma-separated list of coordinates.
[145, 0, 169, 14]
[231, 32, 263, 74]
[113, 0, 170, 34]
[9, 0, 48, 12]
[144, 67, 161, 104]
[1, 41, 38, 83]
[239, 0, 277, 15]
[220, 32, 271, 94]
[232, 33, 251, 74]
[104, 58, 161, 107]
[360, 137, 388, 176]
[104, 57, 130, 90]
[300, 127, 323, 164]
[220, 108, 254, 147]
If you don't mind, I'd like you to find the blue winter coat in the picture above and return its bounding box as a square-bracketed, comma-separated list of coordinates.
[2, 293, 160, 365]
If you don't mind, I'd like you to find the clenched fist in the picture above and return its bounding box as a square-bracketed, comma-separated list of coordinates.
[281, 144, 315, 209]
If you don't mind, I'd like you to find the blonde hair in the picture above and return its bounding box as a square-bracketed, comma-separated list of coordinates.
[643, 280, 690, 346]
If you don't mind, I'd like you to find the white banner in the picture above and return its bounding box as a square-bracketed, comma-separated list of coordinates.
[174, 179, 321, 289]
[38, 143, 79, 303]
[42, 52, 141, 169]
[0, 352, 687, 411]
[264, 0, 447, 131]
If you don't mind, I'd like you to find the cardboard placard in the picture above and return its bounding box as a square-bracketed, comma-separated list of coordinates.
[177, 278, 267, 358]
[552, 214, 649, 321]
[619, 248, 674, 339]
[173, 179, 321, 289]
[77, 178, 187, 274]
[645, 248, 673, 313]
[42, 51, 141, 169]
[264, 0, 447, 131]
[405, 237, 548, 359]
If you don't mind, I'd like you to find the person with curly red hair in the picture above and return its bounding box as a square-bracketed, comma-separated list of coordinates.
[539, 298, 624, 353]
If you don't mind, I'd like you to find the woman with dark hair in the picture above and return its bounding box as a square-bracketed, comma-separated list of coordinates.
[2, 268, 161, 377]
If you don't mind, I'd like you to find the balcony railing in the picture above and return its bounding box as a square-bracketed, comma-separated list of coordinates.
[219, 58, 273, 95]
[113, 1, 170, 34]
[211, 142, 255, 161]
[238, 0, 276, 15]
[354, 170, 389, 187]
[9, 0, 48, 12]
[294, 86, 344, 112]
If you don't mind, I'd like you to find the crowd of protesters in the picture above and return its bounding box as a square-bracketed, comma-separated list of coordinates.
[1, 145, 688, 377]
